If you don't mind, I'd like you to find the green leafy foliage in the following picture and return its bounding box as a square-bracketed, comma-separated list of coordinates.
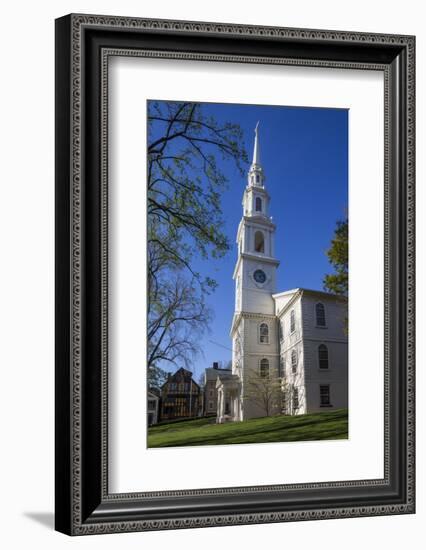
[147, 102, 247, 378]
[323, 218, 348, 296]
[148, 101, 247, 285]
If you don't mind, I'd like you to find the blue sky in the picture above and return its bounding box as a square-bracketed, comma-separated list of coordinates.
[150, 101, 348, 381]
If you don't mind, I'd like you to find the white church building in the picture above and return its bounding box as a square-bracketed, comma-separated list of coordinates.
[216, 124, 348, 423]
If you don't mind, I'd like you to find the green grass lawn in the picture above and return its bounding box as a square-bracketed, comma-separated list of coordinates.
[148, 409, 348, 448]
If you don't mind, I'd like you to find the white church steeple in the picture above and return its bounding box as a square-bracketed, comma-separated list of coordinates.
[252, 121, 261, 165]
[243, 123, 270, 219]
[233, 123, 280, 315]
[228, 122, 281, 423]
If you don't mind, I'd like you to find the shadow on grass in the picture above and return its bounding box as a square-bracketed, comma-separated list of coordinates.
[148, 409, 348, 448]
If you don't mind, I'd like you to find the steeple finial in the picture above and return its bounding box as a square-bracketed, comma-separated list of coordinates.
[252, 121, 260, 166]
[248, 121, 264, 188]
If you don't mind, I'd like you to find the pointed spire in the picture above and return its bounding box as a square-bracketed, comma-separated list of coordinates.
[248, 122, 264, 188]
[252, 121, 260, 166]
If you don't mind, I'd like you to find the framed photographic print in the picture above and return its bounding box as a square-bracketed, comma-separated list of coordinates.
[55, 14, 415, 535]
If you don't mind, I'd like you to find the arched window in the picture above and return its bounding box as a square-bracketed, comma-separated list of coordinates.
[318, 344, 329, 369]
[255, 197, 262, 212]
[254, 231, 265, 253]
[316, 302, 326, 327]
[259, 322, 269, 344]
[291, 349, 297, 373]
[260, 358, 269, 377]
[256, 174, 260, 184]
[290, 310, 295, 333]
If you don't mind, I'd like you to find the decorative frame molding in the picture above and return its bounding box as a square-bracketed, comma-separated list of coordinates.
[55, 13, 415, 535]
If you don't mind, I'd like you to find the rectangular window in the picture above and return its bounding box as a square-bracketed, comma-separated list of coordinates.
[260, 358, 270, 378]
[318, 345, 329, 369]
[259, 323, 269, 343]
[208, 401, 214, 410]
[320, 385, 331, 406]
[292, 387, 299, 410]
[169, 382, 177, 391]
[209, 390, 214, 398]
[147, 400, 156, 410]
[315, 303, 326, 327]
[290, 310, 295, 333]
[291, 350, 297, 374]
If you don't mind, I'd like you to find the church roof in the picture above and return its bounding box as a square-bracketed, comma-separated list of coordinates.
[273, 288, 347, 318]
[273, 287, 348, 300]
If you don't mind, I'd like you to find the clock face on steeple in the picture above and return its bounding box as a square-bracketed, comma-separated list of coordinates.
[253, 269, 267, 284]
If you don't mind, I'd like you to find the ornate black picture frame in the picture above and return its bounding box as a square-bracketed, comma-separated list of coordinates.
[55, 13, 415, 535]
